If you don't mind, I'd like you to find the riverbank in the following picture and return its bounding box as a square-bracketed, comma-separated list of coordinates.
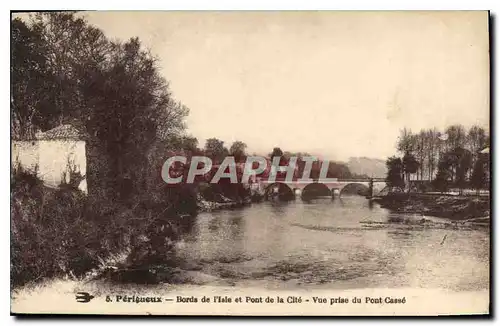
[197, 195, 253, 212]
[373, 194, 490, 222]
[12, 197, 490, 316]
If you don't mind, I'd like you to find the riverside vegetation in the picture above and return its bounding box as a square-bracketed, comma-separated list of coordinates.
[11, 12, 490, 290]
[379, 125, 490, 223]
[11, 12, 365, 288]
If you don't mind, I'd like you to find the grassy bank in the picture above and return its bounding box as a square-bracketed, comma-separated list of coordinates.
[374, 193, 490, 221]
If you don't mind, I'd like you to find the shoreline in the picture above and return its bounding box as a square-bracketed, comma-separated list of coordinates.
[372, 193, 490, 222]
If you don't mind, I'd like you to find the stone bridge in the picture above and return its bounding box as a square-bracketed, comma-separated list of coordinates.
[256, 178, 387, 199]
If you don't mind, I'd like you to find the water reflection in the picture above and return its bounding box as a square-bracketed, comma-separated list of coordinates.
[175, 196, 489, 291]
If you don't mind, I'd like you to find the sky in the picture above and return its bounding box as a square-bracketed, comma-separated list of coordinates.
[84, 11, 490, 161]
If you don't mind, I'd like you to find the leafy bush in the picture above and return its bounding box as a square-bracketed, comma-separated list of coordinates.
[11, 163, 193, 288]
[60, 157, 85, 191]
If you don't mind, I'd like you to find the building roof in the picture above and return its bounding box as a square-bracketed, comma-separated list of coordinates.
[36, 124, 85, 141]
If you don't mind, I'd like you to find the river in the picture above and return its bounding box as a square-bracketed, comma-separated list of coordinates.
[175, 195, 490, 291]
[11, 194, 490, 315]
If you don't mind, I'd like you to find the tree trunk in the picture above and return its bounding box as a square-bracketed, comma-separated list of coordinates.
[406, 173, 410, 193]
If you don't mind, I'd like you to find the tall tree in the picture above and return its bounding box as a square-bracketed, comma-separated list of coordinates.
[11, 18, 54, 139]
[268, 147, 288, 179]
[205, 138, 228, 162]
[229, 140, 247, 162]
[396, 128, 415, 154]
[414, 131, 427, 180]
[425, 128, 441, 180]
[180, 136, 199, 153]
[402, 152, 419, 192]
[385, 156, 404, 189]
[433, 163, 451, 193]
[445, 125, 467, 151]
[166, 135, 199, 152]
[452, 147, 473, 194]
[81, 36, 188, 200]
[470, 154, 488, 196]
[466, 125, 488, 179]
[30, 12, 113, 127]
[269, 147, 284, 160]
[467, 125, 487, 154]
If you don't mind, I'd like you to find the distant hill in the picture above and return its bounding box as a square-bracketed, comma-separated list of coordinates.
[347, 157, 387, 178]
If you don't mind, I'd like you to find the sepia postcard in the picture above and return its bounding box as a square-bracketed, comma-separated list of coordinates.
[10, 11, 490, 316]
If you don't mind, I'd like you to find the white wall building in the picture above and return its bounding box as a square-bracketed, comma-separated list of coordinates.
[12, 124, 87, 193]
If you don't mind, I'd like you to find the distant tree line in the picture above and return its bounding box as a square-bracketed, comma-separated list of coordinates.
[167, 137, 369, 181]
[386, 125, 490, 195]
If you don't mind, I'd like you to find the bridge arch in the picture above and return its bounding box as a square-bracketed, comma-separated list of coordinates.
[264, 182, 295, 201]
[339, 183, 370, 198]
[301, 183, 332, 200]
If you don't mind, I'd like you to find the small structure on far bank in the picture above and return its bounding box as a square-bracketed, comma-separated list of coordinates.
[11, 124, 87, 192]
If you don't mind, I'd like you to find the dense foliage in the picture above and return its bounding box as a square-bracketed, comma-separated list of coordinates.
[386, 125, 489, 194]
